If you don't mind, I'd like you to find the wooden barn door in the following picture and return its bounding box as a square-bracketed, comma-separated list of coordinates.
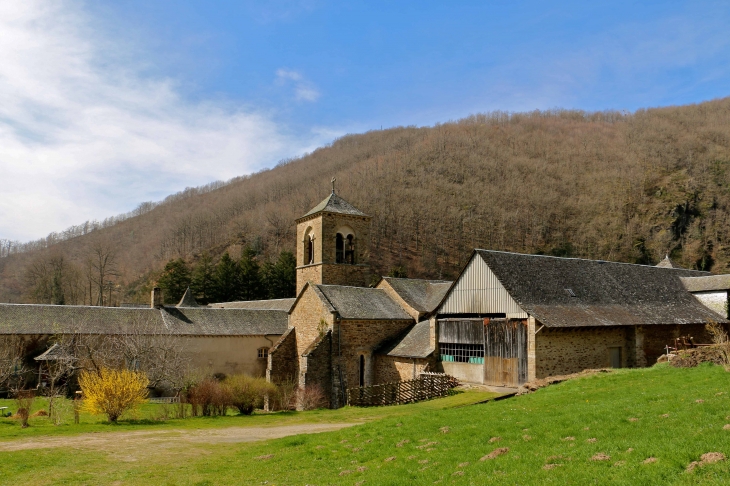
[484, 319, 527, 387]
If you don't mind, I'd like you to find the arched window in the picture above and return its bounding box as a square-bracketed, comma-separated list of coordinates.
[258, 347, 269, 359]
[306, 236, 314, 264]
[345, 234, 355, 264]
[336, 233, 345, 263]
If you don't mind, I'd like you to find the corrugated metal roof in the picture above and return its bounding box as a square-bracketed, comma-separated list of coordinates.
[298, 193, 369, 219]
[464, 250, 725, 327]
[208, 298, 296, 312]
[680, 275, 730, 292]
[381, 277, 452, 314]
[315, 285, 412, 321]
[377, 320, 434, 358]
[0, 304, 288, 336]
[439, 256, 527, 317]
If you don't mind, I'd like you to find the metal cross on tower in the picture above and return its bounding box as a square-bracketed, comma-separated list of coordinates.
[331, 177, 336, 194]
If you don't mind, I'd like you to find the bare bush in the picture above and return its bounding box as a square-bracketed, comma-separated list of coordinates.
[296, 384, 327, 411]
[0, 336, 27, 392]
[188, 378, 231, 417]
[270, 378, 298, 411]
[706, 321, 730, 369]
[14, 390, 35, 428]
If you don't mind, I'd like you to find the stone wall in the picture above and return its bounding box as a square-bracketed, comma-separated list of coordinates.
[375, 355, 431, 383]
[301, 330, 332, 408]
[267, 328, 298, 384]
[640, 324, 716, 365]
[289, 285, 333, 358]
[535, 327, 628, 377]
[296, 265, 322, 295]
[331, 318, 414, 407]
[321, 213, 371, 266]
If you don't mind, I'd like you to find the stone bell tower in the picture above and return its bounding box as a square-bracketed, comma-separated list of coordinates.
[295, 181, 371, 294]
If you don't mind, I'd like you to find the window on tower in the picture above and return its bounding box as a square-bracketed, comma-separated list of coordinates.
[336, 233, 345, 263]
[306, 236, 314, 264]
[345, 234, 355, 264]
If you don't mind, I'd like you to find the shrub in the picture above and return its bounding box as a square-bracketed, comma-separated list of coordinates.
[187, 378, 231, 416]
[78, 368, 149, 422]
[224, 375, 276, 415]
[271, 378, 298, 411]
[706, 321, 730, 369]
[14, 390, 35, 428]
[296, 384, 327, 410]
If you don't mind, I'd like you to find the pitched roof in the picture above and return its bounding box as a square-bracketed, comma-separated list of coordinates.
[680, 275, 730, 292]
[208, 298, 296, 312]
[470, 250, 725, 327]
[381, 277, 452, 314]
[0, 304, 288, 336]
[656, 255, 682, 268]
[377, 320, 434, 358]
[34, 343, 74, 362]
[315, 285, 412, 320]
[299, 192, 369, 219]
[176, 288, 200, 308]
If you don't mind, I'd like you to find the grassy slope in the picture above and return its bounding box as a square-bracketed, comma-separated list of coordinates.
[2, 366, 730, 485]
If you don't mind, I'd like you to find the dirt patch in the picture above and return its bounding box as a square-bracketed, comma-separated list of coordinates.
[686, 452, 726, 472]
[517, 369, 612, 395]
[480, 447, 509, 460]
[590, 453, 610, 461]
[643, 457, 657, 464]
[0, 422, 358, 453]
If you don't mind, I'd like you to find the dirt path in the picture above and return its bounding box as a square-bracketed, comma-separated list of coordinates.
[0, 422, 358, 452]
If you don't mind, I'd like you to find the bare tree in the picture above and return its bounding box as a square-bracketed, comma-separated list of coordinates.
[0, 336, 27, 393]
[87, 239, 120, 306]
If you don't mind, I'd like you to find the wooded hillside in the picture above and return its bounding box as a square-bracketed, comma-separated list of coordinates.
[2, 97, 730, 304]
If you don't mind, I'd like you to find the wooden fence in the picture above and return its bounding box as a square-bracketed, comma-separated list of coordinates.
[347, 373, 459, 407]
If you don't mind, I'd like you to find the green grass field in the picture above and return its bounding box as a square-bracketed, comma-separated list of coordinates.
[0, 364, 729, 485]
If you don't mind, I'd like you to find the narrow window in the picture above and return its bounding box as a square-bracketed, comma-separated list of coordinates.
[608, 347, 621, 368]
[258, 347, 269, 359]
[336, 233, 345, 263]
[345, 234, 355, 264]
[359, 355, 365, 387]
[306, 236, 314, 264]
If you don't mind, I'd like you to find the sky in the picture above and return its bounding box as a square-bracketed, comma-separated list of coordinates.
[1, 0, 729, 242]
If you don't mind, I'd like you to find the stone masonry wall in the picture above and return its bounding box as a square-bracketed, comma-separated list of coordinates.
[321, 213, 371, 266]
[536, 327, 628, 378]
[296, 265, 322, 295]
[640, 324, 717, 365]
[267, 328, 298, 384]
[331, 318, 414, 407]
[289, 285, 333, 359]
[302, 331, 332, 408]
[375, 355, 431, 383]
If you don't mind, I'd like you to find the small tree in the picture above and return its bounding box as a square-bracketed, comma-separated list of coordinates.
[158, 258, 192, 304]
[224, 375, 276, 415]
[14, 390, 35, 428]
[78, 368, 149, 422]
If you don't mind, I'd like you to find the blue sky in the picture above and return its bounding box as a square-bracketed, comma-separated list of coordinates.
[1, 1, 729, 241]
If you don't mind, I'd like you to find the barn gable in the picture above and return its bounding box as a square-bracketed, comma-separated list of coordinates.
[438, 252, 527, 318]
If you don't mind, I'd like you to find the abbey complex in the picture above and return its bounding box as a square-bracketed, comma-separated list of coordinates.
[2, 189, 729, 407]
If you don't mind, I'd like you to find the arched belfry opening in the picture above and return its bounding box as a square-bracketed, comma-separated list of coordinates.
[346, 234, 355, 264]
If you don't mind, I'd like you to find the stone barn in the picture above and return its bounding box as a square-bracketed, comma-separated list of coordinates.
[434, 250, 729, 387]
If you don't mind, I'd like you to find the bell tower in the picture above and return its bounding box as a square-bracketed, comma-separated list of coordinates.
[295, 181, 371, 294]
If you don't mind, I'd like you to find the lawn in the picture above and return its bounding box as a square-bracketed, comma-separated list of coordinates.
[1, 364, 729, 485]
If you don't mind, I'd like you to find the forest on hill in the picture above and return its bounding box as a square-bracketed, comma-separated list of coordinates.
[2, 97, 730, 305]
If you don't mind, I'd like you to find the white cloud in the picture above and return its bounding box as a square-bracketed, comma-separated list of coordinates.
[276, 68, 320, 102]
[0, 2, 327, 241]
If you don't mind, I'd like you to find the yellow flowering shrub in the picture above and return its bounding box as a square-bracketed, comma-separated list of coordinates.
[78, 368, 149, 422]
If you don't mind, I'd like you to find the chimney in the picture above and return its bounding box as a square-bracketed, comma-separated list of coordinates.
[151, 287, 163, 308]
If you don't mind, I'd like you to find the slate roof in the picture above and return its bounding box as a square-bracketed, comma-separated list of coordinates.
[473, 250, 726, 327]
[381, 277, 452, 314]
[299, 193, 369, 219]
[314, 285, 412, 321]
[34, 343, 74, 362]
[176, 288, 200, 308]
[377, 320, 434, 358]
[680, 275, 730, 293]
[208, 298, 296, 312]
[0, 304, 288, 336]
[656, 255, 682, 268]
